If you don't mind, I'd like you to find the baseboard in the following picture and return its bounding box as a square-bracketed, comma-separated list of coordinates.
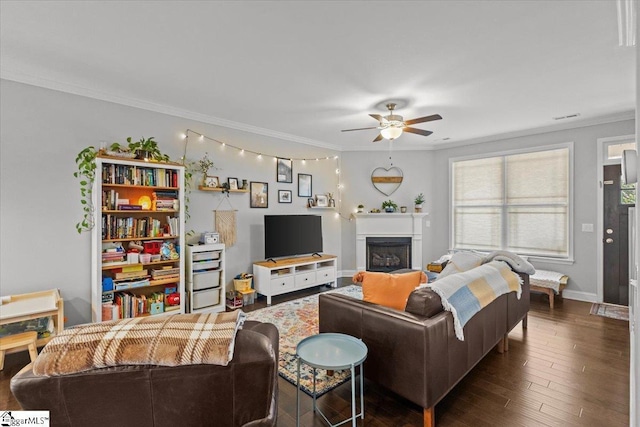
[339, 269, 356, 278]
[562, 289, 598, 303]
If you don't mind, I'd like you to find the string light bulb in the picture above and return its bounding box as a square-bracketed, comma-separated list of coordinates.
[199, 135, 204, 142]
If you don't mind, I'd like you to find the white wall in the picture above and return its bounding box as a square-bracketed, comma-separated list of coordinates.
[431, 119, 636, 300]
[0, 80, 340, 326]
[339, 149, 437, 274]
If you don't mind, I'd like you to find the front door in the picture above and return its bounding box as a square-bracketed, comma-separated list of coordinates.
[603, 164, 634, 305]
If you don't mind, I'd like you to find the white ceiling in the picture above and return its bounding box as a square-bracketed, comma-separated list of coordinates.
[0, 1, 635, 151]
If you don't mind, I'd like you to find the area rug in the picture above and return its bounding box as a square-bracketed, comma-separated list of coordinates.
[245, 285, 363, 396]
[590, 302, 629, 321]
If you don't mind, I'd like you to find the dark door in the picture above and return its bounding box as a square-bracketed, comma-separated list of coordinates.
[603, 164, 633, 305]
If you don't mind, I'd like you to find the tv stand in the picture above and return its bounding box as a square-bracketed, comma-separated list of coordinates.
[253, 254, 337, 305]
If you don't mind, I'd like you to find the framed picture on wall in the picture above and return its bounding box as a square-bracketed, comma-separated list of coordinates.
[315, 194, 328, 207]
[278, 190, 292, 203]
[204, 176, 219, 188]
[250, 181, 269, 208]
[276, 158, 293, 183]
[298, 173, 312, 197]
[228, 177, 239, 190]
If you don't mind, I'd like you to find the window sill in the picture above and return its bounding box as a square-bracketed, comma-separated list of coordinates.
[525, 256, 574, 265]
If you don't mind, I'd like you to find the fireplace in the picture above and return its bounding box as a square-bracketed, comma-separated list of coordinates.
[366, 237, 411, 272]
[354, 213, 428, 272]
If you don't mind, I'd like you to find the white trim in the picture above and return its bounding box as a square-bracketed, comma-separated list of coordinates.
[340, 269, 357, 278]
[528, 256, 575, 265]
[449, 142, 574, 260]
[596, 134, 637, 304]
[0, 72, 341, 151]
[561, 289, 598, 303]
[0, 72, 635, 154]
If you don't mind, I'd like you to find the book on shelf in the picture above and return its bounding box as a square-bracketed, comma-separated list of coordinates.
[118, 204, 143, 210]
[115, 269, 149, 280]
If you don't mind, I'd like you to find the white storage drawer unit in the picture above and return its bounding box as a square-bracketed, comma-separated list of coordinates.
[295, 271, 316, 288]
[193, 270, 221, 290]
[317, 267, 336, 282]
[187, 244, 226, 313]
[192, 288, 221, 310]
[270, 275, 295, 293]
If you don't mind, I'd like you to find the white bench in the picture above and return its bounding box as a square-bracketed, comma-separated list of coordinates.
[530, 270, 568, 309]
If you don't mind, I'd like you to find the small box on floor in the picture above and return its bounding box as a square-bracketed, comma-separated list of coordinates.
[226, 290, 243, 310]
[238, 289, 256, 306]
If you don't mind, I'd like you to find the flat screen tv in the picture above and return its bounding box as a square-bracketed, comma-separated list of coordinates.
[264, 215, 323, 260]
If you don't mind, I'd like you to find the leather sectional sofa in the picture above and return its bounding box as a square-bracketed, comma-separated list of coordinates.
[319, 273, 530, 427]
[10, 320, 279, 427]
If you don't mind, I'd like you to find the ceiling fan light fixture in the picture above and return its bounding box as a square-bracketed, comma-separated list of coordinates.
[381, 126, 403, 140]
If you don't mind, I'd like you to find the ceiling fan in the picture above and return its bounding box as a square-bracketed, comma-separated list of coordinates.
[341, 103, 442, 142]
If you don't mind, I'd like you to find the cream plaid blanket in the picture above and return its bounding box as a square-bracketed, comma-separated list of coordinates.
[421, 261, 521, 341]
[33, 311, 246, 376]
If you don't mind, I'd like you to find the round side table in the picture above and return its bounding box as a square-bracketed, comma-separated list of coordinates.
[295, 333, 368, 427]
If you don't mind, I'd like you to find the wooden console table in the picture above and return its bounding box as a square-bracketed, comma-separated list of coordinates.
[0, 289, 64, 351]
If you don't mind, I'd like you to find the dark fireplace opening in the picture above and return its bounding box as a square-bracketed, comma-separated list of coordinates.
[366, 237, 412, 272]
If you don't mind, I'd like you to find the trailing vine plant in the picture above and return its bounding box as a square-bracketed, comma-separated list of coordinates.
[74, 138, 172, 233]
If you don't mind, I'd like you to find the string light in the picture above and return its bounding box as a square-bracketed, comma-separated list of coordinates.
[257, 154, 262, 160]
[182, 129, 340, 163]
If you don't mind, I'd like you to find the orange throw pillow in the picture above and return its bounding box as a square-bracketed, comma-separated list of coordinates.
[358, 271, 426, 311]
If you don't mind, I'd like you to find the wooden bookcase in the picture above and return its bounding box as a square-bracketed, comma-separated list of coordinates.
[90, 155, 185, 322]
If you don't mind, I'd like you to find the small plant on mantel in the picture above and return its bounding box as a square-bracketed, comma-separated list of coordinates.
[381, 200, 398, 213]
[414, 193, 425, 213]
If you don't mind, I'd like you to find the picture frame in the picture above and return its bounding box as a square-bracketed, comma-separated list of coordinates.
[315, 194, 328, 207]
[278, 190, 292, 203]
[228, 177, 239, 190]
[276, 157, 293, 183]
[250, 181, 269, 208]
[298, 173, 312, 197]
[204, 176, 219, 188]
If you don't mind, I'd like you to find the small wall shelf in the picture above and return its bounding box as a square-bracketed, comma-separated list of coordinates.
[198, 186, 248, 193]
[308, 206, 335, 210]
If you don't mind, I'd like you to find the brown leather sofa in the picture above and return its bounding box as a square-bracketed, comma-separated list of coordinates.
[10, 320, 279, 427]
[319, 273, 529, 427]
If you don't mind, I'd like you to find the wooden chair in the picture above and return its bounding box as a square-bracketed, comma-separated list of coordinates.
[0, 331, 38, 370]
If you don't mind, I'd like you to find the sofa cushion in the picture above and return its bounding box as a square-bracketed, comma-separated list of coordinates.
[405, 287, 444, 317]
[438, 251, 484, 278]
[356, 270, 425, 310]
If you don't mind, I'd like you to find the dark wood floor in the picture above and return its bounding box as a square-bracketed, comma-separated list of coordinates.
[1, 282, 630, 427]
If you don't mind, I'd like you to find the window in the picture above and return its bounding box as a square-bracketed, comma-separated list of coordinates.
[451, 146, 571, 258]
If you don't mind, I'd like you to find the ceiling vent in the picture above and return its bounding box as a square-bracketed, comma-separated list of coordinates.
[553, 113, 581, 121]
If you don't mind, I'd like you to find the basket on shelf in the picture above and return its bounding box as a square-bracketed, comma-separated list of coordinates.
[233, 278, 252, 292]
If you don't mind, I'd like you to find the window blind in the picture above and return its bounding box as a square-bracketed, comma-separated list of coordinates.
[452, 147, 570, 257]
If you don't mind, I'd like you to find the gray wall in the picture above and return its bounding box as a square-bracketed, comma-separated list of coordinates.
[430, 119, 636, 300]
[0, 80, 340, 326]
[1, 79, 635, 325]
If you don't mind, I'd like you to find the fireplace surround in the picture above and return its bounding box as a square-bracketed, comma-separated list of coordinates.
[355, 213, 428, 272]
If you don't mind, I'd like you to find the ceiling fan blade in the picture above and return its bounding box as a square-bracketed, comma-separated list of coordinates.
[369, 114, 383, 122]
[404, 114, 443, 126]
[341, 126, 379, 132]
[373, 134, 384, 142]
[403, 127, 433, 137]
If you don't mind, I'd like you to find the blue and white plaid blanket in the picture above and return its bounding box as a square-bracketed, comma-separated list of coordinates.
[420, 261, 522, 341]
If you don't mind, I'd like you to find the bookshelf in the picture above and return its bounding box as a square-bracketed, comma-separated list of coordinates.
[90, 156, 185, 322]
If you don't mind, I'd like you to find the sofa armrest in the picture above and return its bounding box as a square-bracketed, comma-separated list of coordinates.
[319, 293, 452, 409]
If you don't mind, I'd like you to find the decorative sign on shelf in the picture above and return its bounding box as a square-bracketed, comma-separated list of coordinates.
[371, 166, 404, 196]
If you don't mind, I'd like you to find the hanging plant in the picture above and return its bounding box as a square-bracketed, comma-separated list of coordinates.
[74, 138, 172, 233]
[74, 146, 99, 233]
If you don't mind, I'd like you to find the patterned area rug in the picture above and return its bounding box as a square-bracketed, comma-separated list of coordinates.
[590, 303, 629, 321]
[245, 285, 363, 396]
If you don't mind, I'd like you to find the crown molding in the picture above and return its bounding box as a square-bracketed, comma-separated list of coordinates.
[2, 69, 634, 154]
[431, 111, 636, 150]
[0, 69, 342, 152]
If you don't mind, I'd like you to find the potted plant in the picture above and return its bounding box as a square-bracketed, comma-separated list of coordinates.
[74, 138, 171, 233]
[382, 200, 398, 213]
[127, 136, 169, 161]
[414, 193, 425, 212]
[195, 152, 215, 185]
[357, 204, 364, 213]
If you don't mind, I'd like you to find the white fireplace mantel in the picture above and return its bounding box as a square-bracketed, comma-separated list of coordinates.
[354, 213, 429, 271]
